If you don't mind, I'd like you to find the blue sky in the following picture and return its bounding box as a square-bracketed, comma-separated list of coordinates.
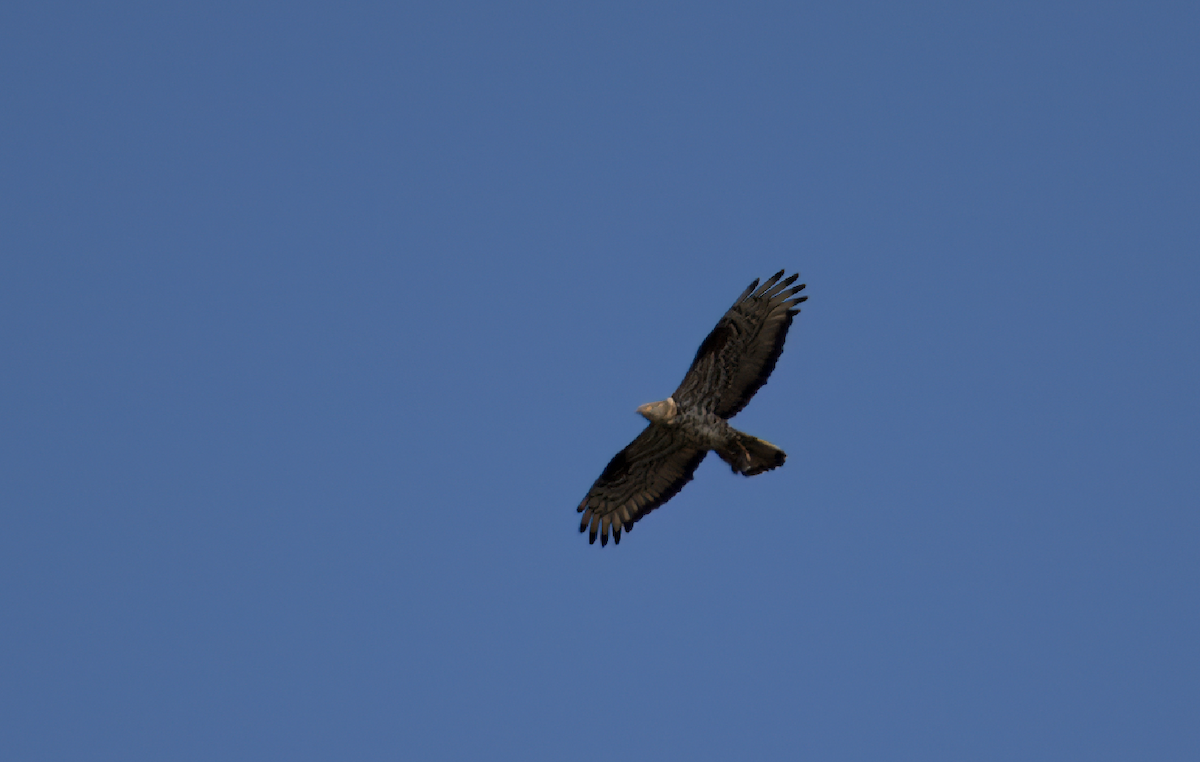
[2, 2, 1197, 759]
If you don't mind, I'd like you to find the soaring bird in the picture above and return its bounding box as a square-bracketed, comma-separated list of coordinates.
[577, 270, 807, 546]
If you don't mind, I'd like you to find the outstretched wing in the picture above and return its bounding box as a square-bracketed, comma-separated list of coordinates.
[673, 270, 807, 418]
[577, 425, 707, 546]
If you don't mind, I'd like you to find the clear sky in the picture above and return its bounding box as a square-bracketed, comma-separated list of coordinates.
[2, 2, 1197, 760]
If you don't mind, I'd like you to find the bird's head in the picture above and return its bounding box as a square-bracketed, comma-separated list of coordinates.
[636, 397, 678, 424]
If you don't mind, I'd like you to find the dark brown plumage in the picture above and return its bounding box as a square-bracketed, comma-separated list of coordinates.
[577, 270, 807, 546]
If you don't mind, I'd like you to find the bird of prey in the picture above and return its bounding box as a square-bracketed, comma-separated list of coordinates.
[577, 270, 807, 546]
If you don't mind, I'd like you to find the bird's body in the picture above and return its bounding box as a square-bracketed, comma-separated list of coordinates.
[673, 409, 736, 455]
[577, 270, 807, 545]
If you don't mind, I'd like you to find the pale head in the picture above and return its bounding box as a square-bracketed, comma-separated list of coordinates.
[636, 396, 679, 424]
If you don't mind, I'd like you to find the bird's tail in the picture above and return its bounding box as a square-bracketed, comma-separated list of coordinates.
[718, 431, 787, 476]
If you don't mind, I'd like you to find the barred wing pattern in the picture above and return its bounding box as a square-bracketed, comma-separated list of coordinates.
[577, 426, 708, 546]
[673, 270, 807, 419]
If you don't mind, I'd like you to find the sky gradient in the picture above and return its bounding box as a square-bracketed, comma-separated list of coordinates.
[2, 2, 1198, 760]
